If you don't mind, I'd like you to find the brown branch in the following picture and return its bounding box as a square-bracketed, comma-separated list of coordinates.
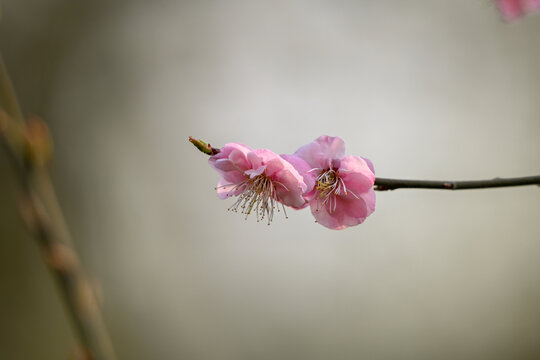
[0, 55, 117, 360]
[374, 176, 540, 191]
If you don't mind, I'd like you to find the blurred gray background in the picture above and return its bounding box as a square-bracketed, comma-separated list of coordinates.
[1, 1, 540, 359]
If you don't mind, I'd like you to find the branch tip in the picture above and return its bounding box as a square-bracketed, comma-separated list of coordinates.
[189, 136, 220, 156]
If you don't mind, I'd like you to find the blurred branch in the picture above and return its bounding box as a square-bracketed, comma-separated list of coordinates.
[0, 55, 117, 360]
[0, 57, 24, 121]
[189, 137, 540, 191]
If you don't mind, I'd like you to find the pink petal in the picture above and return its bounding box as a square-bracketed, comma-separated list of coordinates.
[294, 135, 346, 169]
[280, 154, 317, 194]
[216, 177, 242, 199]
[336, 197, 369, 228]
[209, 143, 252, 173]
[245, 165, 266, 178]
[212, 158, 238, 173]
[524, 0, 540, 10]
[219, 171, 246, 186]
[273, 169, 308, 209]
[309, 191, 375, 230]
[256, 152, 307, 193]
[338, 156, 375, 193]
[352, 189, 376, 219]
[362, 157, 375, 174]
[249, 149, 296, 178]
[310, 198, 347, 230]
[228, 149, 250, 171]
[263, 154, 309, 209]
[255, 150, 284, 177]
[209, 143, 254, 199]
[211, 158, 246, 185]
[215, 143, 253, 159]
[247, 151, 263, 170]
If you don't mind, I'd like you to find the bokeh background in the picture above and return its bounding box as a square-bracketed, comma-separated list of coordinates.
[1, 1, 540, 359]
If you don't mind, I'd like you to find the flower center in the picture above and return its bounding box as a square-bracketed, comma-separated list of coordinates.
[225, 174, 287, 224]
[315, 169, 353, 213]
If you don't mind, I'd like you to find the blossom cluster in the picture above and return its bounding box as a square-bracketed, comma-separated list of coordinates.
[208, 136, 375, 230]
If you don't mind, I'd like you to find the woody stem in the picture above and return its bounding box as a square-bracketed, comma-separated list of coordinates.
[374, 176, 540, 191]
[0, 55, 117, 360]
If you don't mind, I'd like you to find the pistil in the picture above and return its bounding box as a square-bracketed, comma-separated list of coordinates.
[315, 169, 357, 213]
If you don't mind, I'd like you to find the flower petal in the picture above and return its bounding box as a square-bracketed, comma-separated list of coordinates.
[294, 135, 346, 169]
[216, 177, 243, 199]
[245, 165, 266, 178]
[338, 155, 375, 194]
[261, 153, 309, 209]
[309, 191, 374, 230]
[247, 151, 263, 170]
[309, 198, 347, 230]
[361, 157, 375, 174]
[280, 154, 316, 194]
[209, 143, 254, 199]
[209, 143, 252, 173]
[273, 169, 308, 209]
[496, 0, 524, 20]
[525, 0, 540, 10]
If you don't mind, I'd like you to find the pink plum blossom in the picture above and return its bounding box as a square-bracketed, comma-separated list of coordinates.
[496, 0, 540, 21]
[209, 143, 308, 224]
[289, 136, 376, 230]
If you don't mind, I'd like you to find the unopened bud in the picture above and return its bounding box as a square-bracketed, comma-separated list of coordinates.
[189, 136, 220, 156]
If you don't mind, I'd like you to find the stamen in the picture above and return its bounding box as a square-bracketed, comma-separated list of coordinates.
[340, 178, 347, 195]
[282, 203, 288, 219]
[222, 174, 284, 225]
[315, 168, 350, 214]
[347, 188, 360, 200]
[273, 181, 290, 191]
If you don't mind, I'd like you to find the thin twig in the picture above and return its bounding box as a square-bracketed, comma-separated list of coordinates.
[189, 136, 540, 192]
[0, 55, 117, 360]
[374, 176, 540, 191]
